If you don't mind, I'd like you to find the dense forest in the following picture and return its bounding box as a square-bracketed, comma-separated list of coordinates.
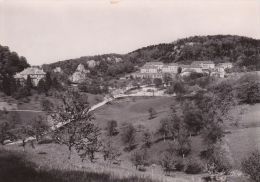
[45, 35, 260, 75]
[128, 35, 260, 69]
[0, 45, 29, 76]
[0, 45, 30, 95]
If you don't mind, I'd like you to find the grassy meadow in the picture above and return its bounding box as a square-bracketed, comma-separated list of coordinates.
[1, 95, 259, 182]
[0, 149, 162, 182]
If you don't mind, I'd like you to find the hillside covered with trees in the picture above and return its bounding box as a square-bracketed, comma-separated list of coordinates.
[45, 35, 260, 76]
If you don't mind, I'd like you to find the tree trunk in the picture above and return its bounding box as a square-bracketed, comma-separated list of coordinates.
[68, 147, 72, 159]
[22, 140, 26, 151]
[30, 140, 35, 149]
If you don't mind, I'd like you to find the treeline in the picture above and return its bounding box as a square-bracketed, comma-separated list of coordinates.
[0, 45, 30, 96]
[43, 53, 129, 76]
[129, 35, 260, 70]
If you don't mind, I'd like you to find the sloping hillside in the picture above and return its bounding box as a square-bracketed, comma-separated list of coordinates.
[44, 35, 260, 77]
[128, 35, 260, 68]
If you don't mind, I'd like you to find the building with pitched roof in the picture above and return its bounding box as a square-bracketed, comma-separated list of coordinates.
[14, 67, 46, 86]
[217, 62, 233, 70]
[191, 61, 215, 69]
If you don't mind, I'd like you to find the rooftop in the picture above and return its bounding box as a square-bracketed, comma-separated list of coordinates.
[145, 62, 164, 65]
[191, 61, 215, 65]
[141, 65, 158, 69]
[16, 67, 46, 76]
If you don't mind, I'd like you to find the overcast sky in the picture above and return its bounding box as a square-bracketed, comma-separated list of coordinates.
[1, 0, 260, 65]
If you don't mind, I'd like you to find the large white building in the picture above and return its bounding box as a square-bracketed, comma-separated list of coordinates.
[191, 61, 215, 69]
[14, 67, 46, 86]
[131, 60, 234, 79]
[162, 63, 179, 73]
[217, 62, 233, 70]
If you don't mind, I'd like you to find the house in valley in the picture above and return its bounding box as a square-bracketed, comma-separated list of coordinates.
[191, 61, 215, 69]
[162, 63, 179, 73]
[217, 62, 233, 70]
[14, 67, 46, 86]
[131, 60, 230, 80]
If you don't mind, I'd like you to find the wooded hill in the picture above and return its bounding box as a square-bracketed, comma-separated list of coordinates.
[44, 35, 260, 76]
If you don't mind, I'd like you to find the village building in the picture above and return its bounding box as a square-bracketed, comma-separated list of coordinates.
[145, 62, 164, 69]
[211, 67, 225, 78]
[180, 64, 203, 73]
[217, 62, 233, 70]
[131, 60, 230, 80]
[14, 67, 46, 86]
[162, 63, 179, 73]
[140, 65, 158, 74]
[191, 61, 215, 69]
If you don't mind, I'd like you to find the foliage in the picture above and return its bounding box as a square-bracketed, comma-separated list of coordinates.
[148, 107, 157, 119]
[102, 139, 121, 163]
[106, 120, 118, 136]
[31, 116, 50, 142]
[0, 122, 15, 144]
[241, 150, 260, 182]
[75, 125, 101, 163]
[121, 123, 136, 151]
[157, 108, 182, 141]
[142, 130, 152, 148]
[0, 150, 158, 182]
[166, 81, 186, 95]
[153, 78, 163, 88]
[175, 127, 191, 158]
[236, 74, 260, 104]
[184, 158, 204, 174]
[159, 150, 178, 174]
[51, 90, 100, 160]
[157, 118, 172, 141]
[163, 73, 173, 86]
[182, 102, 203, 136]
[78, 80, 108, 94]
[131, 149, 149, 169]
[129, 35, 260, 71]
[13, 86, 31, 99]
[193, 83, 238, 147]
[26, 75, 33, 89]
[41, 99, 54, 112]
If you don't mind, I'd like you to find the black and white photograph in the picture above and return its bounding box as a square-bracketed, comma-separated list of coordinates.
[0, 0, 260, 181]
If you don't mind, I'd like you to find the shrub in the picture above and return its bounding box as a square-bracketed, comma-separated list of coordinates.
[201, 146, 232, 174]
[106, 120, 118, 136]
[138, 166, 147, 172]
[241, 150, 260, 182]
[184, 159, 204, 174]
[131, 150, 149, 169]
[159, 151, 178, 174]
[148, 107, 157, 119]
[121, 123, 136, 151]
[175, 160, 185, 172]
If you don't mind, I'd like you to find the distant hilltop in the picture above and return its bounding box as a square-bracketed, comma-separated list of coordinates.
[43, 35, 260, 77]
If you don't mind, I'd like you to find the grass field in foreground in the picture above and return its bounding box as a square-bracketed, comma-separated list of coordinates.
[0, 149, 161, 182]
